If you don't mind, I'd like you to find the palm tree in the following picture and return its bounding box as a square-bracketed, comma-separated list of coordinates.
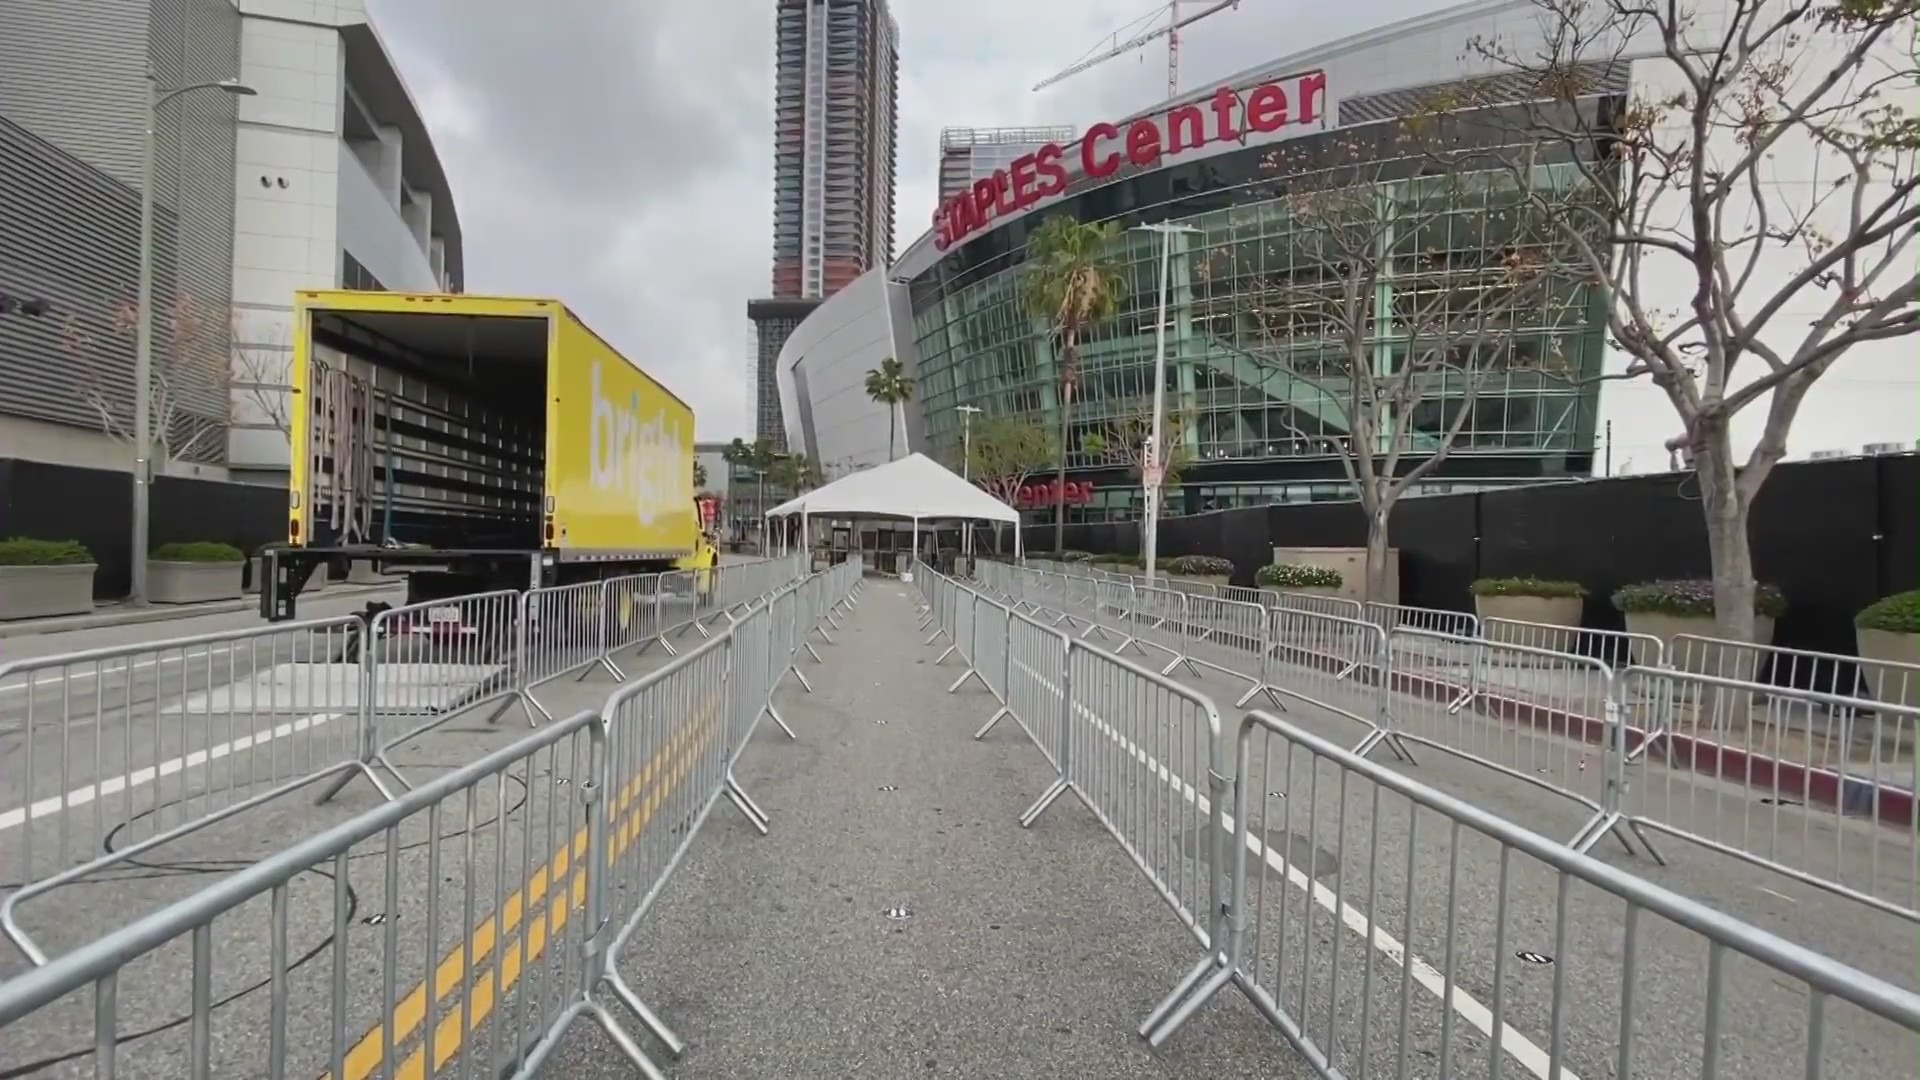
[1023, 215, 1125, 552]
[863, 357, 914, 461]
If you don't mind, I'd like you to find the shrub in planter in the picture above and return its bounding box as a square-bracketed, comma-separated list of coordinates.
[0, 538, 97, 620]
[1611, 579, 1786, 675]
[1057, 550, 1094, 563]
[1855, 591, 1920, 710]
[1471, 578, 1587, 642]
[148, 541, 246, 605]
[1165, 555, 1234, 585]
[1257, 563, 1343, 595]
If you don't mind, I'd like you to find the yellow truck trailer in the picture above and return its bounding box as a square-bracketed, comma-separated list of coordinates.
[262, 289, 715, 620]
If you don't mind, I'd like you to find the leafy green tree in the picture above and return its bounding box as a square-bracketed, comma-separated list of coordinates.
[965, 416, 1053, 553]
[863, 357, 915, 461]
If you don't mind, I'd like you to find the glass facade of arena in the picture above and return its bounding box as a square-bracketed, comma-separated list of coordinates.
[905, 108, 1611, 523]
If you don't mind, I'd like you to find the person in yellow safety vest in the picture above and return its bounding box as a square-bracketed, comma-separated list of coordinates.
[696, 531, 718, 606]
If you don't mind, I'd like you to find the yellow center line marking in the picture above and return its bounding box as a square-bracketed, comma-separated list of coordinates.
[328, 696, 725, 1080]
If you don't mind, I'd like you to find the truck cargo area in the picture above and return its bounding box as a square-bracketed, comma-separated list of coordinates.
[305, 306, 549, 551]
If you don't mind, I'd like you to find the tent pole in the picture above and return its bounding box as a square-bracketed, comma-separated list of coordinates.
[910, 516, 919, 579]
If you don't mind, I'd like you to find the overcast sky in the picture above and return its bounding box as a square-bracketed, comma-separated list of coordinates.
[363, 0, 1435, 442]
[366, 0, 1915, 468]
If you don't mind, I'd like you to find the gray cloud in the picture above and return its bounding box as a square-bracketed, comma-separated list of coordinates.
[367, 0, 1448, 440]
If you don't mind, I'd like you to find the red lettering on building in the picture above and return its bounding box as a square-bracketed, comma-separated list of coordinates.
[931, 69, 1329, 253]
[1081, 121, 1122, 180]
[1015, 480, 1097, 509]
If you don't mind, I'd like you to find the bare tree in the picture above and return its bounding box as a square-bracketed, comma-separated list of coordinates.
[1198, 131, 1587, 601]
[1081, 402, 1198, 490]
[1440, 0, 1919, 643]
[230, 314, 294, 437]
[61, 293, 229, 467]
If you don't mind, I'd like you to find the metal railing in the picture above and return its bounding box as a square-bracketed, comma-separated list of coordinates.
[923, 565, 1227, 962]
[0, 555, 813, 971]
[0, 617, 366, 965]
[969, 558, 1920, 923]
[943, 565, 1920, 1076]
[0, 557, 863, 1079]
[1148, 708, 1920, 1079]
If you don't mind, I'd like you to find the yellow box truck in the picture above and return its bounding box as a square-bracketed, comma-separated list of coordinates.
[263, 289, 715, 620]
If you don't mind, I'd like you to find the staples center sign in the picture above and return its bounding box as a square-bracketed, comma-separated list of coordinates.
[933, 69, 1331, 253]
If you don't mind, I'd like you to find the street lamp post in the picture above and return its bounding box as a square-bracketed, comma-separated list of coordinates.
[956, 404, 982, 559]
[1131, 220, 1200, 584]
[129, 75, 254, 604]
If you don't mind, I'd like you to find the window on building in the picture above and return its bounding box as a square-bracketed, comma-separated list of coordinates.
[342, 251, 386, 292]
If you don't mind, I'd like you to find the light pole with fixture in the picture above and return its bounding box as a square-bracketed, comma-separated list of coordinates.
[129, 75, 256, 604]
[956, 404, 983, 558]
[1131, 220, 1200, 584]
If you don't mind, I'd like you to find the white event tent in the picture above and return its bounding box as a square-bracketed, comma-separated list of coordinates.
[764, 452, 1022, 572]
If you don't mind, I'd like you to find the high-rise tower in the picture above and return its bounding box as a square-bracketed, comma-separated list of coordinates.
[750, 0, 899, 447]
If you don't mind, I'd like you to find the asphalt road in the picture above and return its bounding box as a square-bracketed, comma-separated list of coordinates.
[537, 580, 1308, 1079]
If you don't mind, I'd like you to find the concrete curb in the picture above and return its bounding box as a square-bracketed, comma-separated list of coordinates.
[0, 581, 402, 639]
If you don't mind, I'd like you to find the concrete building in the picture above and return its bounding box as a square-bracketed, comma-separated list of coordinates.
[775, 0, 1918, 525]
[0, 0, 459, 482]
[749, 0, 900, 449]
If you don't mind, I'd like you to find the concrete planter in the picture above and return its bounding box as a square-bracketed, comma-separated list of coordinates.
[1272, 546, 1396, 604]
[1269, 584, 1343, 601]
[1477, 595, 1584, 644]
[1856, 629, 1920, 710]
[147, 560, 245, 605]
[1623, 611, 1775, 676]
[0, 563, 97, 620]
[1168, 574, 1230, 589]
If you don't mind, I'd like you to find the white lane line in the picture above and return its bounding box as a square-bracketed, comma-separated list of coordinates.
[0, 712, 342, 831]
[0, 651, 210, 696]
[1017, 665, 1574, 1080]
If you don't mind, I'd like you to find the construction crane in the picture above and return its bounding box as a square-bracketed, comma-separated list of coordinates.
[1032, 0, 1243, 99]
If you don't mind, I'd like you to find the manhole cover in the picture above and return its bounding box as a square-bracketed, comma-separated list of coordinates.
[1517, 950, 1554, 965]
[884, 906, 913, 921]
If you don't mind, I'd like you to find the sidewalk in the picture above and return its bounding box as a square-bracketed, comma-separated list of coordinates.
[541, 578, 1305, 1079]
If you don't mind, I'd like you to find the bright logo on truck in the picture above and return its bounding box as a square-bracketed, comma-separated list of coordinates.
[588, 363, 689, 526]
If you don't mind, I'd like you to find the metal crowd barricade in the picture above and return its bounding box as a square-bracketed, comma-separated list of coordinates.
[1271, 589, 1364, 620]
[954, 588, 1012, 704]
[1384, 625, 1656, 858]
[1145, 708, 1920, 1080]
[1182, 593, 1272, 700]
[1616, 664, 1920, 921]
[597, 572, 664, 680]
[1132, 586, 1198, 677]
[1480, 616, 1658, 670]
[0, 616, 364, 966]
[1244, 607, 1405, 757]
[340, 590, 526, 798]
[0, 562, 864, 1080]
[941, 569, 1229, 994]
[520, 579, 610, 720]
